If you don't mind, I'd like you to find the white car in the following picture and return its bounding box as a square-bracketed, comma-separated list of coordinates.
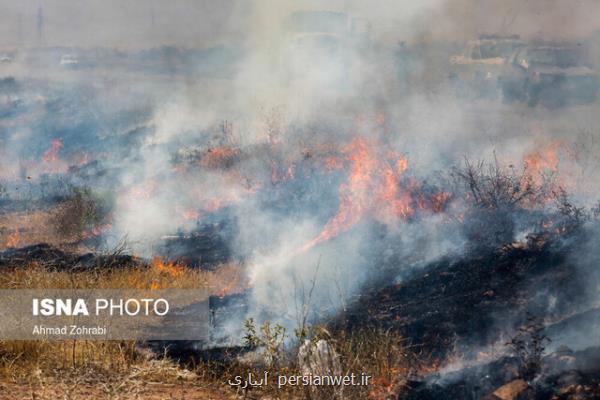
[60, 54, 79, 66]
[0, 55, 12, 64]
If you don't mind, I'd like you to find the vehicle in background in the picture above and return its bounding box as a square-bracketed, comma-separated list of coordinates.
[449, 35, 524, 98]
[0, 54, 13, 64]
[498, 45, 599, 107]
[280, 10, 371, 92]
[59, 54, 79, 67]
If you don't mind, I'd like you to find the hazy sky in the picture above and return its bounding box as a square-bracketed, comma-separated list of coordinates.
[0, 0, 599, 50]
[0, 0, 244, 49]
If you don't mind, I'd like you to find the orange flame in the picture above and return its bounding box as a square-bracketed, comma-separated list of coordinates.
[70, 151, 90, 167]
[323, 156, 344, 171]
[200, 146, 238, 169]
[5, 232, 20, 248]
[203, 198, 231, 214]
[151, 257, 184, 278]
[80, 223, 113, 240]
[431, 192, 452, 213]
[176, 206, 200, 221]
[518, 140, 570, 207]
[42, 139, 63, 163]
[522, 140, 563, 187]
[396, 156, 408, 175]
[368, 366, 406, 399]
[302, 137, 412, 251]
[270, 160, 296, 184]
[129, 181, 157, 199]
[523, 141, 561, 174]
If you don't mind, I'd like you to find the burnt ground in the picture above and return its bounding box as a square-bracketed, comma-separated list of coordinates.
[3, 225, 600, 398]
[0, 243, 138, 271]
[330, 227, 600, 398]
[178, 223, 600, 397]
[156, 220, 234, 269]
[340, 234, 592, 359]
[401, 345, 600, 399]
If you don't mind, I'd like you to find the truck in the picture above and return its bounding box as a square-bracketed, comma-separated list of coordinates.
[498, 45, 600, 107]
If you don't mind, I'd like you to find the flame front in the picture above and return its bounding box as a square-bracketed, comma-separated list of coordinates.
[522, 140, 563, 189]
[151, 256, 184, 278]
[5, 232, 20, 248]
[42, 139, 63, 163]
[302, 137, 413, 251]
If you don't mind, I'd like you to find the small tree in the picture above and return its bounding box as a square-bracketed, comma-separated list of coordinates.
[451, 154, 553, 210]
[452, 154, 557, 248]
[552, 187, 589, 232]
[52, 186, 111, 239]
[243, 318, 287, 368]
[507, 316, 550, 382]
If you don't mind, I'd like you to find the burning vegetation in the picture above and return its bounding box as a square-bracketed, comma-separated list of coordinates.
[3, 117, 600, 398]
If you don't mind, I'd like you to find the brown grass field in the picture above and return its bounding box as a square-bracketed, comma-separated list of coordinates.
[0, 261, 414, 399]
[0, 258, 247, 400]
[0, 201, 416, 399]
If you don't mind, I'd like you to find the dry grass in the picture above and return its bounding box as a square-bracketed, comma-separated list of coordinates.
[0, 259, 247, 293]
[0, 204, 109, 254]
[0, 261, 247, 399]
[0, 337, 237, 399]
[0, 363, 236, 400]
[0, 207, 67, 250]
[217, 326, 416, 400]
[0, 259, 415, 399]
[335, 327, 416, 399]
[0, 336, 236, 399]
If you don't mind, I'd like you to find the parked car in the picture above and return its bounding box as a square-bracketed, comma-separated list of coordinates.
[449, 35, 524, 98]
[60, 54, 79, 67]
[498, 46, 599, 107]
[280, 10, 371, 93]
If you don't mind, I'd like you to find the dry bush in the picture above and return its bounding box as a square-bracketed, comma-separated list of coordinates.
[51, 186, 112, 240]
[451, 155, 563, 249]
[221, 325, 414, 400]
[451, 155, 554, 211]
[507, 316, 550, 382]
[199, 146, 242, 169]
[552, 187, 591, 233]
[334, 327, 415, 399]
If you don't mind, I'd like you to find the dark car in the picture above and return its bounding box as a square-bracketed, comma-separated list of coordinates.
[498, 46, 599, 107]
